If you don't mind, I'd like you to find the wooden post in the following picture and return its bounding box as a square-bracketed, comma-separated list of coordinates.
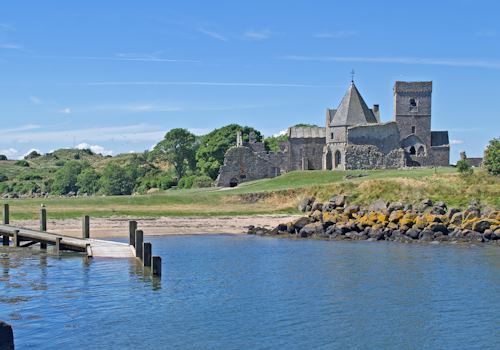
[54, 237, 62, 254]
[135, 229, 143, 259]
[40, 207, 47, 249]
[143, 242, 152, 267]
[13, 229, 19, 247]
[129, 220, 137, 246]
[2, 203, 9, 224]
[82, 215, 90, 239]
[152, 256, 161, 277]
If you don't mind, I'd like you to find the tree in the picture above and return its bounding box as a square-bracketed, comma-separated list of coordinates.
[196, 124, 262, 179]
[456, 159, 473, 176]
[99, 163, 135, 195]
[152, 128, 197, 180]
[483, 138, 499, 176]
[265, 133, 289, 152]
[76, 167, 101, 194]
[52, 161, 85, 194]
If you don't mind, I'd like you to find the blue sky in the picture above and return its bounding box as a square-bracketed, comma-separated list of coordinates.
[0, 0, 498, 162]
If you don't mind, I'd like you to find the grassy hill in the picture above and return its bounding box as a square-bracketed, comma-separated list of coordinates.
[2, 167, 499, 220]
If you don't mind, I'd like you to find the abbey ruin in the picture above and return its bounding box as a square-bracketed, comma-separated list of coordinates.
[216, 81, 450, 187]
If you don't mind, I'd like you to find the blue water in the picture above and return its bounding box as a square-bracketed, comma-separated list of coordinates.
[1, 235, 499, 349]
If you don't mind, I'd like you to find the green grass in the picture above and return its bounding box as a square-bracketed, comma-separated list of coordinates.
[2, 167, 499, 220]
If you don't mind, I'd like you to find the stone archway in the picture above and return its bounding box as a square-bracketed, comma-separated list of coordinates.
[334, 150, 342, 168]
[409, 146, 416, 155]
[325, 149, 333, 170]
[229, 178, 238, 187]
[417, 145, 425, 156]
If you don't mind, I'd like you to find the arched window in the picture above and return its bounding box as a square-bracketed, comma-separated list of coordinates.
[334, 150, 342, 167]
[325, 150, 333, 170]
[417, 146, 425, 156]
[409, 146, 416, 155]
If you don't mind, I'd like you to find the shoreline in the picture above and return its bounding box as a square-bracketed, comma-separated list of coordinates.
[12, 215, 301, 238]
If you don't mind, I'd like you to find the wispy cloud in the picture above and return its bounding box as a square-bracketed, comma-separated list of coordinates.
[29, 96, 42, 104]
[4, 53, 199, 63]
[0, 23, 15, 31]
[283, 55, 500, 70]
[475, 30, 497, 37]
[0, 148, 19, 158]
[450, 139, 464, 145]
[198, 28, 228, 41]
[313, 30, 357, 39]
[58, 107, 72, 114]
[0, 43, 23, 50]
[93, 103, 182, 113]
[244, 29, 271, 41]
[72, 81, 337, 88]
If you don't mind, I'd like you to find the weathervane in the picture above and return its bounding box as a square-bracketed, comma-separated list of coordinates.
[350, 69, 355, 83]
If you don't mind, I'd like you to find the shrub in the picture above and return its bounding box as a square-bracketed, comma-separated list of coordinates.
[15, 160, 30, 167]
[0, 155, 7, 161]
[18, 172, 42, 180]
[192, 175, 213, 188]
[52, 161, 85, 194]
[55, 160, 66, 167]
[158, 175, 176, 190]
[177, 175, 197, 189]
[456, 159, 473, 176]
[99, 163, 135, 195]
[0, 174, 8, 182]
[76, 167, 101, 195]
[483, 138, 499, 176]
[24, 150, 41, 160]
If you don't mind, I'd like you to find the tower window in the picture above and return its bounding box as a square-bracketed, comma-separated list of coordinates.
[411, 126, 416, 134]
[409, 98, 417, 111]
[331, 133, 334, 139]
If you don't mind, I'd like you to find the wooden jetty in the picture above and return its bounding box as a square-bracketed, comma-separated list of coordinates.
[1, 204, 161, 276]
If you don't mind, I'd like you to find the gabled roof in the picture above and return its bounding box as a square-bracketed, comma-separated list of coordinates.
[330, 82, 378, 126]
[431, 131, 449, 147]
[288, 126, 326, 139]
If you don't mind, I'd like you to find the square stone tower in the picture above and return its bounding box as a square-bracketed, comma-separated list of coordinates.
[394, 81, 432, 152]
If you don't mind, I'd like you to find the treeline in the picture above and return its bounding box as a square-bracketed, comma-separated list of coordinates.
[0, 124, 290, 196]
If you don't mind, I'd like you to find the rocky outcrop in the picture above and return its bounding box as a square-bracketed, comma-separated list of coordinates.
[0, 320, 14, 350]
[248, 197, 500, 245]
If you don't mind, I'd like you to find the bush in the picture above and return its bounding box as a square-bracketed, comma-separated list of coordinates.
[158, 175, 176, 190]
[55, 160, 65, 167]
[76, 167, 101, 195]
[24, 150, 41, 160]
[177, 175, 197, 189]
[0, 155, 7, 161]
[192, 175, 213, 188]
[18, 172, 42, 180]
[15, 160, 29, 167]
[51, 161, 85, 194]
[456, 159, 473, 176]
[0, 174, 8, 182]
[483, 138, 499, 175]
[99, 163, 135, 195]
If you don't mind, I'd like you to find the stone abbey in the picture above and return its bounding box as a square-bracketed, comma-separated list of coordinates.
[216, 81, 450, 187]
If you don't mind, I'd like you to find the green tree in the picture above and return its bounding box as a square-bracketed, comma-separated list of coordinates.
[52, 161, 85, 194]
[483, 138, 499, 175]
[76, 167, 101, 194]
[99, 163, 135, 195]
[456, 159, 473, 176]
[265, 133, 289, 152]
[196, 124, 262, 179]
[152, 128, 197, 180]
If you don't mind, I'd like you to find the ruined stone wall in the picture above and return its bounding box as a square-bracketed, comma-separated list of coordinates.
[396, 115, 432, 148]
[345, 145, 406, 170]
[347, 122, 401, 154]
[215, 147, 287, 187]
[288, 137, 325, 170]
[431, 146, 450, 167]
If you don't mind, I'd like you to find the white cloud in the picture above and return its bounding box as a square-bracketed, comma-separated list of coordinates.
[450, 139, 464, 145]
[244, 29, 271, 41]
[0, 148, 19, 158]
[198, 28, 228, 41]
[273, 129, 287, 137]
[188, 128, 211, 136]
[23, 148, 42, 157]
[76, 143, 113, 156]
[78, 81, 335, 88]
[0, 23, 15, 31]
[0, 43, 23, 49]
[283, 55, 500, 70]
[58, 107, 72, 114]
[30, 96, 42, 104]
[94, 103, 181, 113]
[314, 30, 357, 39]
[476, 30, 497, 37]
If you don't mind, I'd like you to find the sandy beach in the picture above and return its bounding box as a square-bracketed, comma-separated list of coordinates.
[13, 215, 301, 238]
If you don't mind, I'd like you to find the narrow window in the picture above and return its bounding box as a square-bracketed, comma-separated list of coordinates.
[409, 146, 416, 155]
[411, 126, 416, 134]
[331, 133, 334, 139]
[409, 98, 417, 111]
[334, 150, 342, 167]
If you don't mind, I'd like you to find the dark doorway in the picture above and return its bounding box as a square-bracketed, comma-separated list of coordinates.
[409, 146, 416, 155]
[229, 178, 238, 187]
[334, 150, 341, 168]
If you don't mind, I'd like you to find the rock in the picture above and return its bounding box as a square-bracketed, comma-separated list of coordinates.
[299, 222, 324, 237]
[483, 230, 493, 240]
[464, 231, 484, 243]
[368, 199, 388, 212]
[435, 201, 447, 209]
[428, 223, 449, 235]
[292, 217, 312, 232]
[322, 203, 335, 212]
[430, 206, 446, 215]
[311, 202, 323, 212]
[449, 212, 463, 226]
[448, 208, 460, 219]
[330, 195, 347, 208]
[277, 223, 288, 232]
[0, 320, 14, 350]
[310, 210, 323, 222]
[388, 210, 405, 223]
[298, 196, 315, 212]
[403, 204, 413, 211]
[421, 198, 433, 207]
[472, 219, 493, 233]
[419, 229, 434, 241]
[406, 228, 420, 239]
[388, 202, 404, 212]
[344, 205, 360, 217]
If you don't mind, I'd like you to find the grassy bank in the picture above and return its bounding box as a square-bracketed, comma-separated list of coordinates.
[2, 167, 499, 220]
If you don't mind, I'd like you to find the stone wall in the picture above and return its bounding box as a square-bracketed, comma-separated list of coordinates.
[347, 122, 401, 154]
[215, 146, 287, 187]
[431, 146, 450, 167]
[288, 137, 325, 170]
[345, 145, 406, 170]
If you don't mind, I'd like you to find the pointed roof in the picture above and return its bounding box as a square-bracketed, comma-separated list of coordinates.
[330, 82, 378, 126]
